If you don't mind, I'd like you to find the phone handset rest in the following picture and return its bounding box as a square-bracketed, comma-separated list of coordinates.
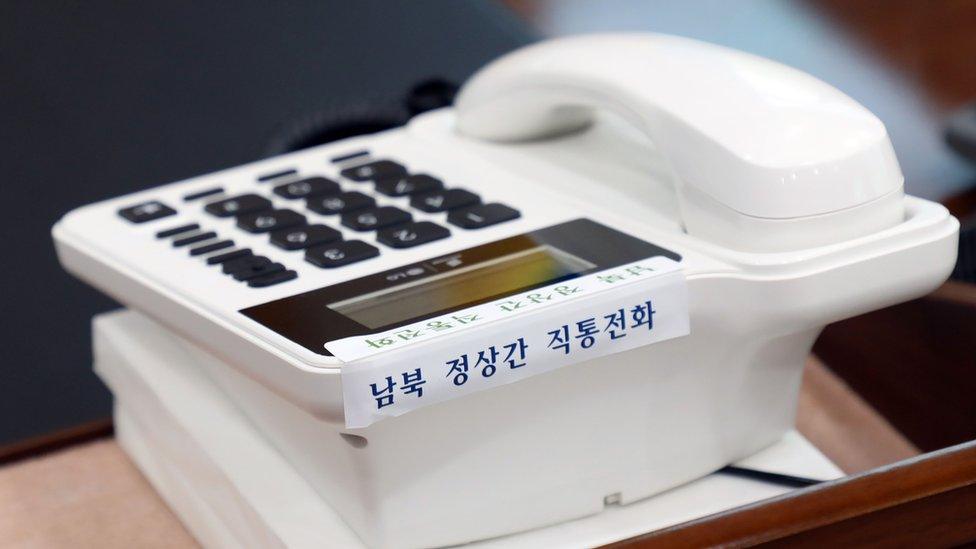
[455, 33, 905, 252]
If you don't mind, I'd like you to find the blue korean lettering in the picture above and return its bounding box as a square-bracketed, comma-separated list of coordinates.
[400, 368, 426, 397]
[370, 376, 396, 409]
[446, 354, 470, 386]
[547, 325, 571, 354]
[603, 308, 627, 340]
[502, 337, 528, 368]
[474, 345, 500, 377]
[630, 300, 656, 330]
[574, 317, 599, 349]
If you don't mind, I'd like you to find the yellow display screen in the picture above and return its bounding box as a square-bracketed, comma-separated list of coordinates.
[328, 245, 595, 329]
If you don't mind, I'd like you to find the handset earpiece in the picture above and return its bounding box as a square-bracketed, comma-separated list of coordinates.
[455, 33, 905, 252]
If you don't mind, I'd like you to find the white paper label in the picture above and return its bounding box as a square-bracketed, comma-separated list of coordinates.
[330, 256, 689, 429]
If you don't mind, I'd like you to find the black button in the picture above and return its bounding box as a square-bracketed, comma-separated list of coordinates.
[233, 262, 285, 281]
[189, 239, 234, 256]
[118, 201, 176, 223]
[340, 160, 406, 182]
[173, 231, 217, 247]
[205, 194, 272, 218]
[410, 189, 480, 212]
[236, 209, 306, 233]
[377, 221, 450, 249]
[375, 174, 443, 197]
[156, 223, 199, 238]
[248, 270, 298, 287]
[306, 191, 375, 215]
[448, 203, 521, 229]
[223, 255, 269, 274]
[222, 255, 286, 281]
[273, 176, 340, 200]
[341, 206, 411, 231]
[270, 224, 341, 250]
[305, 240, 379, 268]
[206, 248, 252, 265]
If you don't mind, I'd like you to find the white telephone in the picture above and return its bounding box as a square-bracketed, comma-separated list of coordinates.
[55, 34, 957, 548]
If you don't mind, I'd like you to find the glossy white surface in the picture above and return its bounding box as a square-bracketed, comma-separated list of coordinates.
[98, 310, 842, 549]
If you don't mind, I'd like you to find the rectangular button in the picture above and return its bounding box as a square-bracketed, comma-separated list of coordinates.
[236, 209, 307, 233]
[306, 191, 375, 215]
[118, 201, 176, 223]
[189, 240, 234, 256]
[273, 177, 340, 200]
[206, 248, 252, 265]
[340, 160, 406, 182]
[447, 203, 520, 229]
[341, 206, 411, 231]
[156, 223, 199, 238]
[248, 270, 298, 287]
[377, 221, 450, 248]
[173, 231, 217, 247]
[375, 174, 443, 197]
[205, 194, 272, 218]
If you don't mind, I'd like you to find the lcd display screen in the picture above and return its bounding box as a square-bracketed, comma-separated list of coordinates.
[328, 245, 595, 329]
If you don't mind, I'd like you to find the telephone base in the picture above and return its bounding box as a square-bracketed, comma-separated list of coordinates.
[95, 309, 842, 548]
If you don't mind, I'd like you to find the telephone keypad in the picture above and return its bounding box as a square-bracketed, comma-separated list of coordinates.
[130, 153, 521, 289]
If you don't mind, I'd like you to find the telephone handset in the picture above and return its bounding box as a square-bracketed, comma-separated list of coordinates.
[456, 33, 905, 252]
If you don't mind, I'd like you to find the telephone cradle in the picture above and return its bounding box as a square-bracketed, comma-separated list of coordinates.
[54, 34, 958, 548]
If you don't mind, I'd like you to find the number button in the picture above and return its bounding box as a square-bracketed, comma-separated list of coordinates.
[270, 224, 341, 250]
[236, 209, 306, 233]
[118, 201, 176, 223]
[376, 221, 450, 249]
[305, 240, 380, 268]
[306, 191, 375, 215]
[273, 176, 340, 199]
[410, 189, 480, 213]
[205, 194, 272, 218]
[375, 174, 443, 197]
[341, 206, 411, 231]
[340, 160, 406, 182]
[447, 203, 521, 229]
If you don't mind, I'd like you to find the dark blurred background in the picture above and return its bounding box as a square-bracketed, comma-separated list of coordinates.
[2, 1, 975, 458]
